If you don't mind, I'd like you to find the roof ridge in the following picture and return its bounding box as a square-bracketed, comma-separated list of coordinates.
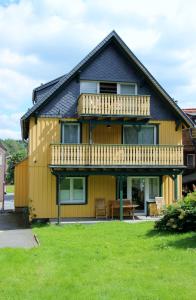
[21, 30, 194, 138]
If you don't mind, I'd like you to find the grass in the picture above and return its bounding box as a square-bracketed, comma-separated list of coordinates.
[0, 222, 195, 300]
[6, 185, 14, 193]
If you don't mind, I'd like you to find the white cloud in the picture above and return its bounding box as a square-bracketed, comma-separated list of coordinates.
[0, 129, 21, 139]
[0, 112, 23, 139]
[0, 49, 39, 67]
[0, 68, 41, 110]
[0, 0, 196, 139]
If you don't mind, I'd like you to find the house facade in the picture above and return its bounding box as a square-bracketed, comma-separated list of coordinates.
[15, 31, 193, 220]
[182, 108, 196, 190]
[0, 142, 6, 208]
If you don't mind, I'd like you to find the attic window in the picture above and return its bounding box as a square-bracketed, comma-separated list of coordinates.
[100, 82, 117, 94]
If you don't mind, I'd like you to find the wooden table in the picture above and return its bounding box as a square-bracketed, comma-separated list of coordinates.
[109, 200, 139, 220]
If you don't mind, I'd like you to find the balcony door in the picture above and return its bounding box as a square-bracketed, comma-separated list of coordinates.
[127, 177, 159, 214]
[123, 125, 156, 145]
[61, 123, 80, 144]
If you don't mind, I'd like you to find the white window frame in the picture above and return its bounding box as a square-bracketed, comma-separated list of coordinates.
[187, 154, 195, 167]
[123, 125, 157, 145]
[80, 80, 99, 94]
[117, 82, 137, 95]
[80, 80, 137, 95]
[127, 176, 160, 215]
[61, 123, 80, 144]
[59, 177, 86, 204]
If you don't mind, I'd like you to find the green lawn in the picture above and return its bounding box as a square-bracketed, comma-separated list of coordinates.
[0, 222, 195, 300]
[6, 185, 14, 193]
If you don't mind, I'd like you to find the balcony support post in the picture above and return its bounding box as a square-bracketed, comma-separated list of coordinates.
[174, 175, 178, 201]
[57, 174, 61, 225]
[119, 176, 123, 221]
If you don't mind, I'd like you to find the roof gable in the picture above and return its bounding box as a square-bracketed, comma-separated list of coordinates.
[21, 30, 194, 138]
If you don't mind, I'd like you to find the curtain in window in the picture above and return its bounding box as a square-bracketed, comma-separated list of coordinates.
[59, 178, 70, 203]
[62, 124, 79, 144]
[80, 81, 97, 94]
[149, 178, 159, 199]
[59, 177, 85, 204]
[124, 126, 138, 144]
[124, 126, 155, 145]
[120, 84, 136, 95]
[73, 178, 84, 201]
[138, 127, 154, 145]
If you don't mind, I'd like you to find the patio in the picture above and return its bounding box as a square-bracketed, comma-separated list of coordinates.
[49, 216, 160, 225]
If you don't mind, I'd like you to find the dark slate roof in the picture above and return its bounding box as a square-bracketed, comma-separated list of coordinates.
[32, 74, 65, 103]
[21, 30, 194, 138]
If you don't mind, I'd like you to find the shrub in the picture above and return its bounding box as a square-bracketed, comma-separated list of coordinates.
[154, 192, 196, 232]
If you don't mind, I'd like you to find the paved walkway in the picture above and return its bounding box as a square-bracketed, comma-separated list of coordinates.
[0, 213, 37, 248]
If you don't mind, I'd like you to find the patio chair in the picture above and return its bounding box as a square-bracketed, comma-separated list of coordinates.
[95, 198, 107, 219]
[155, 197, 165, 215]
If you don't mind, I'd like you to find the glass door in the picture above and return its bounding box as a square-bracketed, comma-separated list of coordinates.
[127, 177, 146, 214]
[127, 177, 160, 215]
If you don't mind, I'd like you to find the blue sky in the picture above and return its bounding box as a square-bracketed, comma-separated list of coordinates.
[0, 0, 196, 139]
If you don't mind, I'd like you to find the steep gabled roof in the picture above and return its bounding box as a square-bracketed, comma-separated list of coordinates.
[21, 30, 194, 138]
[32, 74, 65, 104]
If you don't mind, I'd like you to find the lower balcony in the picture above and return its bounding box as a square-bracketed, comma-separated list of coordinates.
[50, 144, 184, 167]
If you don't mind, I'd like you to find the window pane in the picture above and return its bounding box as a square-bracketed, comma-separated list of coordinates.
[124, 126, 138, 144]
[187, 154, 195, 166]
[62, 124, 79, 144]
[139, 127, 155, 145]
[100, 82, 117, 94]
[73, 178, 84, 202]
[120, 84, 136, 95]
[59, 178, 70, 203]
[80, 81, 97, 94]
[149, 178, 159, 199]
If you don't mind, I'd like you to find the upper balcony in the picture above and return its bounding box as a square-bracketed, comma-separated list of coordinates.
[77, 93, 150, 118]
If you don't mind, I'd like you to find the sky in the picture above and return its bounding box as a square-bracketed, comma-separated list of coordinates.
[0, 0, 196, 140]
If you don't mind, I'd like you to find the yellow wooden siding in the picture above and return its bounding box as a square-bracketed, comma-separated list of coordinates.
[162, 175, 182, 205]
[93, 124, 121, 144]
[150, 121, 182, 145]
[29, 173, 116, 218]
[14, 158, 28, 207]
[27, 117, 183, 218]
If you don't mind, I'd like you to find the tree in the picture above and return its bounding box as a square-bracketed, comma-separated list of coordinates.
[6, 150, 27, 184]
[0, 139, 28, 184]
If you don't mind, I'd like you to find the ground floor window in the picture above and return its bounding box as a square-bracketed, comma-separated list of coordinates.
[59, 177, 86, 204]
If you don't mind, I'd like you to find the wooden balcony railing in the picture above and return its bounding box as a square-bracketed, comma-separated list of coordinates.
[50, 144, 184, 167]
[77, 93, 150, 117]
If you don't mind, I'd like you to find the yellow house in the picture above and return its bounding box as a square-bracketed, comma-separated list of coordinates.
[15, 31, 193, 221]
